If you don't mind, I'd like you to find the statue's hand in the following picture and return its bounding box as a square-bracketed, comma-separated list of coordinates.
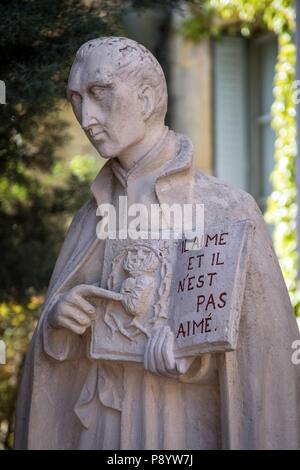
[144, 325, 193, 378]
[48, 284, 102, 335]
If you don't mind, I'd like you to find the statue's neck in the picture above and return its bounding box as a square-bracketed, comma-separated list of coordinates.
[117, 124, 168, 172]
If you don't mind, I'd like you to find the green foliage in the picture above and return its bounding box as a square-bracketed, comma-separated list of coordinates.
[180, 0, 299, 315]
[0, 0, 187, 449]
[69, 154, 101, 182]
[266, 30, 299, 311]
[0, 0, 122, 449]
[0, 297, 42, 449]
[2, 0, 296, 451]
[0, 0, 121, 301]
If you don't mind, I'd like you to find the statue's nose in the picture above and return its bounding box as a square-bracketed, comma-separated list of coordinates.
[81, 113, 97, 131]
[81, 99, 98, 130]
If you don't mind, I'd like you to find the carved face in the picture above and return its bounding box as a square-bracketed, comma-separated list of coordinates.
[67, 47, 146, 159]
[123, 247, 159, 274]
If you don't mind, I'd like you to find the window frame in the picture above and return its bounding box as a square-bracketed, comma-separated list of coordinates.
[249, 32, 278, 212]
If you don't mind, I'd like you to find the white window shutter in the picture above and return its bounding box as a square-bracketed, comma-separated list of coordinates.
[214, 37, 249, 190]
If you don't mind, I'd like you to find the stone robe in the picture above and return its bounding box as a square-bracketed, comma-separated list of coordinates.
[15, 130, 300, 449]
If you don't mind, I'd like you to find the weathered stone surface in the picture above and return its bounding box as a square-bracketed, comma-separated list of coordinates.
[172, 219, 253, 356]
[90, 220, 253, 361]
[90, 238, 173, 361]
[14, 37, 300, 450]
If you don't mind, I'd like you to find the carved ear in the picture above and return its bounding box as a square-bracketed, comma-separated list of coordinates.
[139, 85, 155, 121]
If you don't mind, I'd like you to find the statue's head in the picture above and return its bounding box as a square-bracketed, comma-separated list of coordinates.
[67, 37, 168, 159]
[123, 245, 159, 275]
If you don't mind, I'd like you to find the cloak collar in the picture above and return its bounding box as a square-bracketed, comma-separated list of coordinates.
[48, 133, 195, 299]
[90, 131, 194, 208]
[110, 126, 171, 188]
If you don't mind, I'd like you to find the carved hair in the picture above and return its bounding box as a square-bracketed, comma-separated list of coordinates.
[74, 37, 168, 119]
[123, 246, 159, 274]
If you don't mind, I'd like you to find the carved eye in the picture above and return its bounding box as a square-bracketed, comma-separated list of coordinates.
[89, 86, 106, 100]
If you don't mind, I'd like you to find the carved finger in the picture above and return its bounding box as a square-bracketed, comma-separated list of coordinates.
[72, 284, 100, 299]
[75, 284, 122, 302]
[144, 335, 151, 371]
[155, 327, 169, 376]
[144, 330, 157, 371]
[69, 294, 96, 318]
[58, 316, 86, 335]
[147, 329, 161, 374]
[162, 328, 176, 373]
[63, 304, 91, 326]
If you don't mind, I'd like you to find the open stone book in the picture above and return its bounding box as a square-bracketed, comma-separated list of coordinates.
[89, 219, 254, 362]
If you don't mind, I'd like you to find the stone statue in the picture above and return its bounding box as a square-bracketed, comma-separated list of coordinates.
[15, 37, 300, 450]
